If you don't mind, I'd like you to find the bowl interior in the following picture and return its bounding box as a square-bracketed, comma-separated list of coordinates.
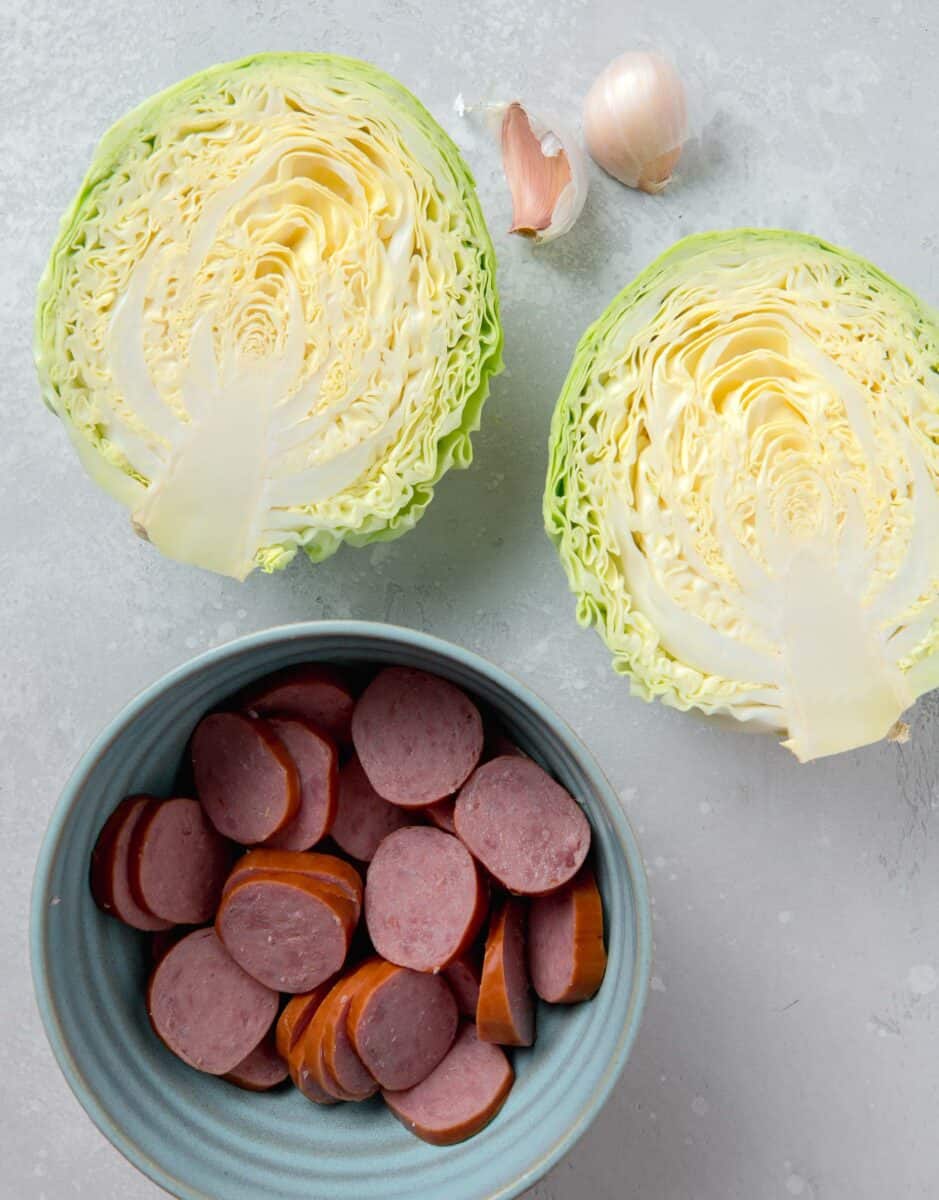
[32, 623, 650, 1200]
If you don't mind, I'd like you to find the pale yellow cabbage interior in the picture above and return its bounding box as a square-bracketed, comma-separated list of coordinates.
[549, 233, 939, 760]
[37, 57, 498, 579]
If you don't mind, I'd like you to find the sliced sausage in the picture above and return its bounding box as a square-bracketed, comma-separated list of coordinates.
[477, 899, 534, 1047]
[90, 796, 173, 932]
[223, 1033, 288, 1092]
[224, 849, 362, 921]
[455, 757, 591, 895]
[301, 965, 379, 1102]
[424, 796, 456, 835]
[216, 872, 357, 992]
[288, 1027, 340, 1106]
[331, 755, 421, 862]
[262, 718, 337, 851]
[444, 953, 482, 1018]
[351, 667, 483, 806]
[348, 960, 458, 1091]
[365, 827, 487, 973]
[321, 966, 380, 1101]
[241, 664, 356, 746]
[529, 864, 607, 1003]
[192, 713, 299, 844]
[298, 988, 359, 1102]
[147, 928, 278, 1075]
[275, 981, 335, 1062]
[279, 984, 338, 1105]
[128, 797, 231, 925]
[383, 1023, 514, 1146]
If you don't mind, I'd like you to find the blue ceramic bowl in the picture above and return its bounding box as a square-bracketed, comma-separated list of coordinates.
[31, 622, 651, 1200]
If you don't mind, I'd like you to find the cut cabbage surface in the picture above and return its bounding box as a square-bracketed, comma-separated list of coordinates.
[35, 54, 502, 579]
[546, 230, 939, 761]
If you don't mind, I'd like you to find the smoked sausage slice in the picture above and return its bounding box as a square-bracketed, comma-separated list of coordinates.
[192, 713, 299, 844]
[455, 757, 591, 895]
[529, 864, 607, 1003]
[241, 664, 356, 747]
[444, 954, 482, 1018]
[477, 899, 534, 1047]
[262, 718, 337, 851]
[216, 872, 357, 992]
[348, 960, 458, 1091]
[383, 1023, 514, 1146]
[90, 796, 173, 932]
[331, 755, 420, 862]
[147, 928, 278, 1075]
[276, 982, 335, 1062]
[321, 966, 380, 1101]
[223, 1033, 288, 1092]
[365, 827, 486, 973]
[223, 849, 362, 921]
[351, 668, 483, 806]
[128, 797, 231, 925]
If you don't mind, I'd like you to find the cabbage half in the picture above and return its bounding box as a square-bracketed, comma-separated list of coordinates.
[546, 230, 939, 761]
[35, 54, 502, 579]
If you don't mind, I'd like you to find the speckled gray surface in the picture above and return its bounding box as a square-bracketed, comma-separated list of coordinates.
[3, 0, 938, 1196]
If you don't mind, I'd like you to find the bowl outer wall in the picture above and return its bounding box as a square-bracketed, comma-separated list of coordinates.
[30, 620, 651, 1200]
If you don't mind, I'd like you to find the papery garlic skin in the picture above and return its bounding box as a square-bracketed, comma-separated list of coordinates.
[583, 52, 687, 193]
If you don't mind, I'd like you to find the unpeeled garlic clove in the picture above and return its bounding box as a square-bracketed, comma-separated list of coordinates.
[583, 51, 687, 193]
[495, 102, 589, 243]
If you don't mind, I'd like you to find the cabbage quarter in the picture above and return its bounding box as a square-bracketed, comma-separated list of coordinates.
[35, 54, 502, 579]
[546, 230, 939, 761]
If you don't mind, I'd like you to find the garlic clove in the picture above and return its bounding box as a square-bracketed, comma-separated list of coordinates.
[583, 51, 688, 193]
[502, 103, 572, 236]
[486, 102, 588, 244]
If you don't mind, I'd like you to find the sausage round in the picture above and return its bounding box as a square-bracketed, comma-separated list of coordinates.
[216, 872, 357, 992]
[331, 755, 421, 862]
[223, 1033, 288, 1092]
[302, 966, 379, 1101]
[443, 954, 482, 1018]
[424, 796, 456, 835]
[321, 968, 379, 1101]
[128, 797, 231, 925]
[348, 960, 458, 1091]
[351, 667, 483, 806]
[275, 981, 336, 1062]
[529, 864, 607, 1003]
[90, 796, 173, 932]
[477, 899, 535, 1046]
[224, 849, 363, 922]
[147, 928, 278, 1075]
[382, 1023, 514, 1146]
[288, 1026, 340, 1106]
[262, 718, 337, 851]
[241, 664, 356, 746]
[192, 713, 299, 844]
[455, 757, 591, 895]
[365, 827, 487, 973]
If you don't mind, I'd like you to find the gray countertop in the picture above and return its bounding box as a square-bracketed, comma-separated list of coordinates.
[3, 0, 937, 1196]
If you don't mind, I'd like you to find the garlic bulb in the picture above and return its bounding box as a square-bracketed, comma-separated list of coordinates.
[583, 52, 687, 193]
[496, 102, 589, 243]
